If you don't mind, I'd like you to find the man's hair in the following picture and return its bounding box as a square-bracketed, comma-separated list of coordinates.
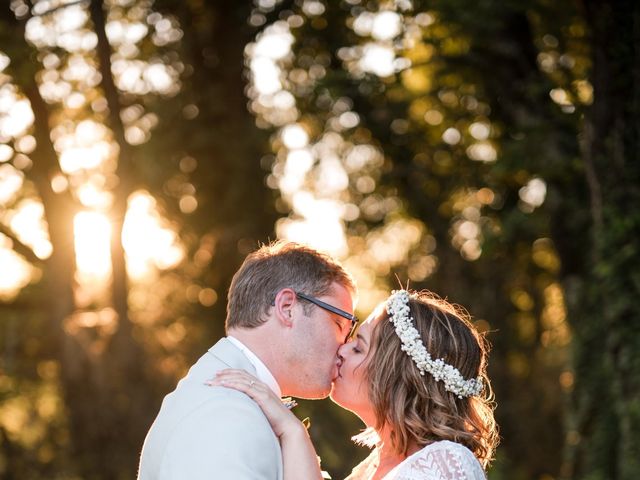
[225, 241, 356, 330]
[354, 291, 499, 468]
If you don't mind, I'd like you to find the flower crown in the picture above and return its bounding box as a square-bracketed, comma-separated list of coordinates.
[386, 290, 483, 399]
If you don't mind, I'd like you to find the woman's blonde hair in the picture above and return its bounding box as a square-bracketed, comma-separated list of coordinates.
[355, 290, 499, 467]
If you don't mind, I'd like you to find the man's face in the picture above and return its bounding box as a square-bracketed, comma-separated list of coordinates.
[289, 282, 356, 399]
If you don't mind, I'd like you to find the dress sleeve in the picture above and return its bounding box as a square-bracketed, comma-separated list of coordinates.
[393, 442, 486, 480]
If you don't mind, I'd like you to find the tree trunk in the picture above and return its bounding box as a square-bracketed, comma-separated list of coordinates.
[564, 1, 640, 478]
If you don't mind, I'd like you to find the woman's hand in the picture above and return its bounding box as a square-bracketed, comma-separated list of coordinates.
[207, 369, 323, 480]
[206, 369, 303, 438]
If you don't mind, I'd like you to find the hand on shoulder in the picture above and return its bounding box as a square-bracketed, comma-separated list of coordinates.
[207, 369, 305, 439]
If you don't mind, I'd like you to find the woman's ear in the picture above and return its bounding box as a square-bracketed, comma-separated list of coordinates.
[273, 288, 297, 327]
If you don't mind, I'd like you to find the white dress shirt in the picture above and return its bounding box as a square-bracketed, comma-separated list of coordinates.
[227, 335, 282, 397]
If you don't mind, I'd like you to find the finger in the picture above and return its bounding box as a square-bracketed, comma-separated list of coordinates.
[211, 380, 280, 412]
[217, 368, 248, 376]
[206, 378, 259, 397]
[207, 375, 256, 387]
[215, 370, 261, 385]
[214, 371, 251, 382]
[214, 370, 254, 381]
[211, 373, 266, 391]
[208, 376, 268, 393]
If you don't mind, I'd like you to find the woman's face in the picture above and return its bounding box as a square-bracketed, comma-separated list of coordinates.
[330, 308, 381, 424]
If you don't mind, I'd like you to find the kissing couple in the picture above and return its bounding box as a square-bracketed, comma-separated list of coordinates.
[138, 241, 498, 480]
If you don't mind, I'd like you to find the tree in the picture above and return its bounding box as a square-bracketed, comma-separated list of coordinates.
[0, 0, 275, 477]
[246, 0, 640, 478]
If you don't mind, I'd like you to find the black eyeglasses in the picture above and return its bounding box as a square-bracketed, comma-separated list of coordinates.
[296, 292, 358, 341]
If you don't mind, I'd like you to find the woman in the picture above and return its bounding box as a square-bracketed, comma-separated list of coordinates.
[209, 289, 499, 479]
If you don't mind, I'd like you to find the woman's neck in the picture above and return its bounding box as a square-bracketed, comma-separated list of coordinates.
[369, 429, 420, 480]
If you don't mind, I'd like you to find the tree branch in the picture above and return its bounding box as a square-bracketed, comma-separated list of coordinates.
[0, 223, 42, 265]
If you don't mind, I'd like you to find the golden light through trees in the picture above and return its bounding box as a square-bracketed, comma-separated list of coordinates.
[0, 1, 185, 300]
[2, 1, 638, 478]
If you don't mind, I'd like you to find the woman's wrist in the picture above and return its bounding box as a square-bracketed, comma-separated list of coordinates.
[279, 419, 309, 440]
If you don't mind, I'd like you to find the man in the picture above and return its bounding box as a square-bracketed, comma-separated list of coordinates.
[138, 241, 357, 479]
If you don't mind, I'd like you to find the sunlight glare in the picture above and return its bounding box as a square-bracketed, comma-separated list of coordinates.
[466, 142, 497, 162]
[77, 183, 113, 208]
[316, 156, 349, 194]
[353, 12, 375, 37]
[1, 100, 34, 138]
[74, 211, 112, 279]
[442, 127, 461, 145]
[469, 122, 490, 140]
[281, 124, 309, 149]
[0, 145, 13, 162]
[366, 219, 424, 266]
[253, 23, 294, 60]
[249, 22, 293, 96]
[0, 164, 24, 204]
[106, 19, 148, 45]
[519, 178, 547, 209]
[285, 149, 314, 176]
[0, 243, 33, 300]
[250, 57, 282, 95]
[122, 192, 184, 279]
[360, 43, 396, 77]
[57, 120, 111, 174]
[8, 199, 52, 259]
[0, 53, 9, 72]
[371, 11, 402, 41]
[143, 63, 176, 94]
[54, 5, 88, 34]
[59, 144, 109, 173]
[277, 192, 347, 256]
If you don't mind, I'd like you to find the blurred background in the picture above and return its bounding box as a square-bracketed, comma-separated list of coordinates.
[0, 0, 638, 479]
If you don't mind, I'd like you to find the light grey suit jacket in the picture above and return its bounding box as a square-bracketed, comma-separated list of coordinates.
[137, 338, 284, 480]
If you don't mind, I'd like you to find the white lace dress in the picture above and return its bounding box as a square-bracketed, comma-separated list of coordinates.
[344, 440, 485, 480]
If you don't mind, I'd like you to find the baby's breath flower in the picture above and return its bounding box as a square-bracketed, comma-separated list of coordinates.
[387, 290, 483, 399]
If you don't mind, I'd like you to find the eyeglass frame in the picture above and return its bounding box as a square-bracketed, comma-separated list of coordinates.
[295, 291, 358, 342]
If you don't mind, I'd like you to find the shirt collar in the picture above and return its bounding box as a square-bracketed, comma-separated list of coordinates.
[226, 335, 282, 398]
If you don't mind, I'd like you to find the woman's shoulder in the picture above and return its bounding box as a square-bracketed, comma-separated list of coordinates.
[420, 440, 478, 458]
[394, 440, 485, 480]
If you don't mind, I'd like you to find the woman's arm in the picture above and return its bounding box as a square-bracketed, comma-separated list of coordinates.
[207, 369, 323, 480]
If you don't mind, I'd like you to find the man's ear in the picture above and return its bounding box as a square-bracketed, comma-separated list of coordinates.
[273, 288, 297, 327]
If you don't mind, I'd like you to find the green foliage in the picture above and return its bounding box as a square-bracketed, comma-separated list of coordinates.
[1, 0, 639, 478]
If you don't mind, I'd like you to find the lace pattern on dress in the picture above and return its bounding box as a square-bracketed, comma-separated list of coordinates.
[345, 440, 485, 480]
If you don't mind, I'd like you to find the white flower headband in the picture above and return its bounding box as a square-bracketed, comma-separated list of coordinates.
[386, 290, 483, 399]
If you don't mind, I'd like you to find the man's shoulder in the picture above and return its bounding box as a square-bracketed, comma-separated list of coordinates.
[173, 388, 275, 438]
[139, 375, 279, 479]
[153, 351, 265, 432]
[162, 338, 253, 404]
[138, 339, 283, 480]
[179, 385, 266, 420]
